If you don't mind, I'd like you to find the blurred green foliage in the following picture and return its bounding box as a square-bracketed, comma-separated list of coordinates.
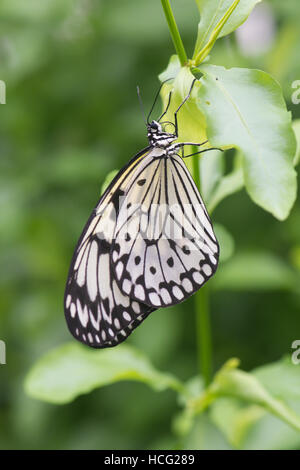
[1, 0, 300, 450]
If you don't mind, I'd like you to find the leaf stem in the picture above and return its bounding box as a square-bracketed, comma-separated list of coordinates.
[188, 147, 213, 388]
[193, 0, 240, 65]
[161, 0, 188, 66]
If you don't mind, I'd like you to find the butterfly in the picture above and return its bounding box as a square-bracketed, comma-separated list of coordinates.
[64, 79, 220, 348]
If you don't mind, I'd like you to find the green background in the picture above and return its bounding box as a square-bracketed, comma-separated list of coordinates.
[0, 0, 300, 449]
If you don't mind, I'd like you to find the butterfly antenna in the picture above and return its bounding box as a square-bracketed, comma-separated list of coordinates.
[147, 77, 173, 124]
[136, 85, 147, 126]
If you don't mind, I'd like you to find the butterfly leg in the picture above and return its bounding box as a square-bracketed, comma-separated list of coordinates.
[158, 90, 173, 122]
[169, 140, 209, 156]
[173, 78, 197, 137]
[182, 147, 223, 159]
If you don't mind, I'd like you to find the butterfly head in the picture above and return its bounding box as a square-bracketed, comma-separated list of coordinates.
[147, 120, 177, 148]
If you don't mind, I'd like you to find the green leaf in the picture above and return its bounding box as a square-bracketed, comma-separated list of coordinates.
[214, 223, 235, 263]
[212, 251, 296, 291]
[254, 356, 300, 401]
[159, 63, 207, 143]
[203, 150, 244, 211]
[193, 0, 241, 65]
[243, 408, 300, 450]
[194, 0, 261, 58]
[181, 413, 232, 450]
[210, 397, 300, 449]
[210, 398, 265, 448]
[292, 119, 300, 166]
[197, 65, 297, 220]
[199, 149, 224, 202]
[208, 167, 243, 212]
[100, 169, 119, 195]
[159, 54, 181, 83]
[192, 359, 300, 433]
[213, 361, 298, 425]
[24, 342, 183, 404]
[210, 357, 300, 449]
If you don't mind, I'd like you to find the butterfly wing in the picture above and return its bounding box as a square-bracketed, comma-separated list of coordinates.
[64, 147, 155, 348]
[111, 151, 219, 307]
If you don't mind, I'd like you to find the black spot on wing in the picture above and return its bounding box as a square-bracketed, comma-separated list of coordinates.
[94, 234, 110, 253]
[182, 245, 191, 255]
[111, 188, 125, 213]
[167, 257, 174, 267]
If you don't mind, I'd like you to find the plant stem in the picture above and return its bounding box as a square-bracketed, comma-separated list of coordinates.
[191, 146, 201, 190]
[195, 285, 212, 387]
[161, 0, 188, 66]
[160, 0, 214, 383]
[189, 148, 213, 388]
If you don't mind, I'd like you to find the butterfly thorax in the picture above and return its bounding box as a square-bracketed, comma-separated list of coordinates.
[147, 120, 177, 154]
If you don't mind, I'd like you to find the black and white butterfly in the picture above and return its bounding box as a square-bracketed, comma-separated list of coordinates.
[64, 79, 220, 348]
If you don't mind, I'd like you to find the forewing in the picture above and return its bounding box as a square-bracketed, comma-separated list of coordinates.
[111, 151, 219, 307]
[64, 148, 155, 348]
